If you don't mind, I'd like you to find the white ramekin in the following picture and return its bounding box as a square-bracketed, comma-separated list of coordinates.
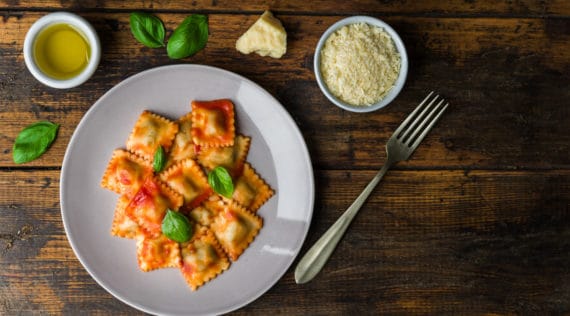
[314, 16, 409, 113]
[23, 12, 101, 89]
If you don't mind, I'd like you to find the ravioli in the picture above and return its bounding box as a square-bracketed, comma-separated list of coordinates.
[180, 228, 230, 290]
[103, 99, 275, 291]
[230, 162, 274, 212]
[136, 233, 182, 272]
[189, 195, 223, 227]
[126, 110, 179, 162]
[101, 149, 152, 198]
[159, 158, 212, 210]
[191, 99, 235, 147]
[211, 201, 263, 261]
[111, 195, 141, 239]
[125, 177, 184, 237]
[198, 135, 250, 177]
[167, 112, 198, 168]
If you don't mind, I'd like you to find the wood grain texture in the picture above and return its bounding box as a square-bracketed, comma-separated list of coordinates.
[0, 13, 569, 168]
[1, 1, 569, 315]
[1, 170, 569, 314]
[0, 0, 569, 16]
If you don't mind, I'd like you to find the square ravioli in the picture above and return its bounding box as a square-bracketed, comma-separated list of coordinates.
[189, 196, 224, 227]
[111, 195, 141, 239]
[101, 149, 152, 198]
[103, 101, 276, 293]
[159, 158, 212, 210]
[230, 163, 274, 212]
[180, 229, 230, 290]
[167, 112, 198, 168]
[126, 110, 179, 162]
[211, 201, 263, 261]
[191, 99, 235, 147]
[136, 233, 181, 272]
[198, 135, 250, 177]
[125, 177, 184, 237]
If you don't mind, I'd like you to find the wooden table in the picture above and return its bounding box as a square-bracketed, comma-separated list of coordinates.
[1, 1, 569, 314]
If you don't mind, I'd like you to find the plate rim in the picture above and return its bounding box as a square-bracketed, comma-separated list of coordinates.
[59, 64, 315, 315]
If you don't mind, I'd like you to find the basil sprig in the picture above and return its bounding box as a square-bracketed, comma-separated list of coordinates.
[128, 13, 209, 59]
[162, 209, 193, 243]
[13, 121, 59, 164]
[153, 145, 166, 172]
[208, 166, 234, 198]
[167, 14, 209, 59]
[129, 12, 166, 48]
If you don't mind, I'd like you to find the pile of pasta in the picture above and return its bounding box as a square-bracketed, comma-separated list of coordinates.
[101, 99, 274, 290]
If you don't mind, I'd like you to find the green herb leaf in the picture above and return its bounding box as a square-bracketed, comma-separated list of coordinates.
[130, 12, 166, 48]
[166, 14, 209, 59]
[162, 209, 193, 243]
[13, 121, 59, 164]
[153, 145, 166, 172]
[208, 166, 234, 198]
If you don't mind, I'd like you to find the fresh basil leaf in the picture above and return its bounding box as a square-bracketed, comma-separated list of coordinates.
[153, 145, 166, 172]
[162, 209, 193, 243]
[208, 166, 234, 198]
[166, 14, 209, 59]
[13, 121, 59, 164]
[130, 12, 166, 48]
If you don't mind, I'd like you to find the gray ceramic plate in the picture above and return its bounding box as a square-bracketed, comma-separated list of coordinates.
[60, 65, 315, 315]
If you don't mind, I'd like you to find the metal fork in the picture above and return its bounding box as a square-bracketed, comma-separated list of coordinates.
[294, 92, 449, 284]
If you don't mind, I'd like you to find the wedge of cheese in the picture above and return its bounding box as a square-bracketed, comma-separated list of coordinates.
[236, 11, 287, 59]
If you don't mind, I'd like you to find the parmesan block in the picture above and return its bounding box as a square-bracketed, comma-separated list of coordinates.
[236, 11, 287, 59]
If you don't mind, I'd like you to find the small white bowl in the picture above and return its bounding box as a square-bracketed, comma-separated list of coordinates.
[314, 16, 408, 113]
[23, 12, 101, 89]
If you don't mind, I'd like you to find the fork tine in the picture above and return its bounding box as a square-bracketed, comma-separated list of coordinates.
[400, 93, 440, 142]
[404, 98, 446, 145]
[409, 102, 449, 151]
[393, 91, 434, 138]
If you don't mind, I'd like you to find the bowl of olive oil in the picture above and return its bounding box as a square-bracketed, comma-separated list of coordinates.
[24, 12, 101, 89]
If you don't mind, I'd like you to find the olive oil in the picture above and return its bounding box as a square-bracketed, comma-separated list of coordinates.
[33, 23, 91, 80]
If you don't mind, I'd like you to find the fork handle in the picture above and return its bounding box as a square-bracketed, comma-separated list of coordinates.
[294, 162, 392, 284]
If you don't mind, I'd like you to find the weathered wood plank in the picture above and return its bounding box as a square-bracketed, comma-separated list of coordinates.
[1, 0, 569, 16]
[1, 169, 569, 314]
[2, 2, 569, 316]
[0, 13, 570, 169]
[0, 170, 136, 314]
[1, 13, 569, 169]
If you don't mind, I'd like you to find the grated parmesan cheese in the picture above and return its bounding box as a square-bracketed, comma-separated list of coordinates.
[320, 23, 401, 106]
